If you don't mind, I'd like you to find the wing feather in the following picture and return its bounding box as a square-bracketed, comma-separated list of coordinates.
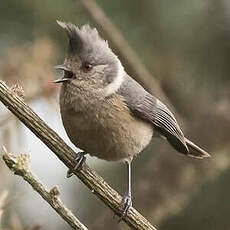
[117, 75, 188, 154]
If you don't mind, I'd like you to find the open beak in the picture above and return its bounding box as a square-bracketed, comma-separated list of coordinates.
[53, 64, 71, 83]
[53, 78, 71, 83]
[54, 64, 70, 71]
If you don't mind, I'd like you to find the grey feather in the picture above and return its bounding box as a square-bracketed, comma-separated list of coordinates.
[57, 20, 209, 159]
[117, 74, 188, 154]
[57, 21, 115, 65]
[185, 138, 210, 158]
[57, 20, 83, 54]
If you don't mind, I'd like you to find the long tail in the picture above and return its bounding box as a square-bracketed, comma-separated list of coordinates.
[185, 138, 210, 159]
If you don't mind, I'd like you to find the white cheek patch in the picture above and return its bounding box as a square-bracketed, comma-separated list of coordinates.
[105, 60, 124, 96]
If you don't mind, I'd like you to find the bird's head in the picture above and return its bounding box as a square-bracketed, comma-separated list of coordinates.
[54, 21, 124, 96]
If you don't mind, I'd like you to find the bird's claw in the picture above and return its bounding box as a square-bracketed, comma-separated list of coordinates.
[66, 152, 86, 178]
[120, 194, 132, 220]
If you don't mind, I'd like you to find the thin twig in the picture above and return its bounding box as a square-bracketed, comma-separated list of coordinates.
[0, 81, 157, 230]
[2, 147, 88, 230]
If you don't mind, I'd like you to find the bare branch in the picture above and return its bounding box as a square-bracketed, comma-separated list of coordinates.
[2, 147, 88, 230]
[0, 89, 49, 127]
[0, 81, 157, 230]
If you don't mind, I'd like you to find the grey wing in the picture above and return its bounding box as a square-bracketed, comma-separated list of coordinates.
[117, 74, 188, 154]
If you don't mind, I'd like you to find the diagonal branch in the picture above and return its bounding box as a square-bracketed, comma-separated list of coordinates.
[0, 89, 45, 127]
[0, 80, 157, 230]
[2, 148, 88, 230]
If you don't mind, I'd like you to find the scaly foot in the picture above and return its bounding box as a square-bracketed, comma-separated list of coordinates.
[121, 193, 132, 219]
[66, 152, 86, 178]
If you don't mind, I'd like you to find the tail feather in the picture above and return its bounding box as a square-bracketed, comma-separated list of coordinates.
[185, 138, 210, 159]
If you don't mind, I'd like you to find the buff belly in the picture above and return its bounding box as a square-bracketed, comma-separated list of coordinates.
[60, 95, 153, 162]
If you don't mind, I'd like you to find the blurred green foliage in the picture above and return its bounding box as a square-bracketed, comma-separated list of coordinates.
[160, 167, 230, 230]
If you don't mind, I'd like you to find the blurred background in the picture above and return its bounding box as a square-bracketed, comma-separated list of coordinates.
[0, 0, 230, 229]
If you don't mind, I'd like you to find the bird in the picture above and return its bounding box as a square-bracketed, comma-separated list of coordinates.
[54, 20, 210, 217]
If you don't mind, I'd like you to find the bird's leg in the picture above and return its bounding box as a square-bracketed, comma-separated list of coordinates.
[66, 152, 86, 178]
[121, 161, 132, 218]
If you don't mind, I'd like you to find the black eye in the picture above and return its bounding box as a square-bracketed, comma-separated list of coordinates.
[64, 70, 74, 78]
[82, 62, 93, 72]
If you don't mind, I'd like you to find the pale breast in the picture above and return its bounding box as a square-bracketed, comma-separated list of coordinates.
[60, 92, 153, 162]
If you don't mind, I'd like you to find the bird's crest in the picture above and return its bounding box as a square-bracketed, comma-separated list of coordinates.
[57, 20, 109, 56]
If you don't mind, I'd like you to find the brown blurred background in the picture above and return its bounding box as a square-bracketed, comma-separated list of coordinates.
[0, 0, 230, 229]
